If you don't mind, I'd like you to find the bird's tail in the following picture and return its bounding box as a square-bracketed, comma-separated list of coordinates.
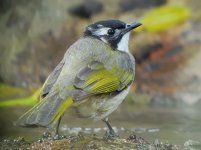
[16, 91, 73, 127]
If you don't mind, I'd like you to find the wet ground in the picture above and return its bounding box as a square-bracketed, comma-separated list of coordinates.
[0, 101, 201, 149]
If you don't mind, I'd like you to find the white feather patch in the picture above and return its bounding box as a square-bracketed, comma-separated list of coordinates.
[94, 28, 110, 36]
[117, 32, 130, 52]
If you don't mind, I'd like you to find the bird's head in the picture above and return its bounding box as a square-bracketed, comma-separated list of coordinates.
[84, 19, 141, 52]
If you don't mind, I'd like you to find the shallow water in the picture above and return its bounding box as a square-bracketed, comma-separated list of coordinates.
[1, 103, 200, 148]
[60, 107, 201, 146]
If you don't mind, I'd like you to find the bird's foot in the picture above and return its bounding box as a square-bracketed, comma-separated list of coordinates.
[102, 118, 119, 139]
[104, 129, 119, 139]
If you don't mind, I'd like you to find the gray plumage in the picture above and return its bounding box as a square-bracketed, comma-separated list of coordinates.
[16, 37, 135, 127]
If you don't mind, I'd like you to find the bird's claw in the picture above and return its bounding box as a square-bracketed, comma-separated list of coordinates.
[104, 130, 119, 139]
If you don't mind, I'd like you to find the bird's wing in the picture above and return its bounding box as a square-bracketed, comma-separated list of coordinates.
[16, 38, 134, 127]
[72, 60, 134, 100]
[40, 59, 65, 99]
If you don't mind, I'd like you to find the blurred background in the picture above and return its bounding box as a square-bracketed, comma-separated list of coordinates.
[0, 0, 200, 147]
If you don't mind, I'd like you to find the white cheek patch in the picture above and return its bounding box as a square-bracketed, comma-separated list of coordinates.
[94, 28, 110, 36]
[93, 27, 110, 44]
[117, 32, 130, 52]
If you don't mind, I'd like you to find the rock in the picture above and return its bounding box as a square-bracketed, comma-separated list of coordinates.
[184, 140, 201, 150]
[173, 39, 201, 106]
[150, 95, 178, 108]
[0, 0, 12, 14]
[134, 42, 163, 64]
[0, 0, 77, 87]
[68, 0, 103, 19]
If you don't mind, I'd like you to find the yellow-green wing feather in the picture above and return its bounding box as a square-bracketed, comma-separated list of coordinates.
[74, 61, 134, 97]
[16, 90, 73, 127]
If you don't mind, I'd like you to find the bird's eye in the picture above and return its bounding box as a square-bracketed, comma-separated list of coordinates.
[107, 29, 115, 35]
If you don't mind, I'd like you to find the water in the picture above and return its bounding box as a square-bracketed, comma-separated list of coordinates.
[0, 104, 201, 147]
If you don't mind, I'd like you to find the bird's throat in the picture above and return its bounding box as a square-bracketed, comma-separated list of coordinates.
[117, 32, 130, 52]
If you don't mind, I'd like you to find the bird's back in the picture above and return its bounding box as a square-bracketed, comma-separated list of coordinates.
[57, 37, 135, 92]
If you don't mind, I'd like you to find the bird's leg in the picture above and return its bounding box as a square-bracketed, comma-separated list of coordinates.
[55, 116, 62, 136]
[102, 118, 119, 139]
[43, 116, 62, 140]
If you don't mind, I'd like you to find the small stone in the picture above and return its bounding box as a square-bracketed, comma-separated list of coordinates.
[86, 143, 97, 149]
[37, 139, 43, 143]
[53, 134, 60, 140]
[42, 132, 52, 139]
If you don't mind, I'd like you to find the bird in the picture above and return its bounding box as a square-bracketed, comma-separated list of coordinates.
[16, 19, 141, 138]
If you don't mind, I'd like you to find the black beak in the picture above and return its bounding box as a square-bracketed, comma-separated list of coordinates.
[121, 22, 142, 35]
